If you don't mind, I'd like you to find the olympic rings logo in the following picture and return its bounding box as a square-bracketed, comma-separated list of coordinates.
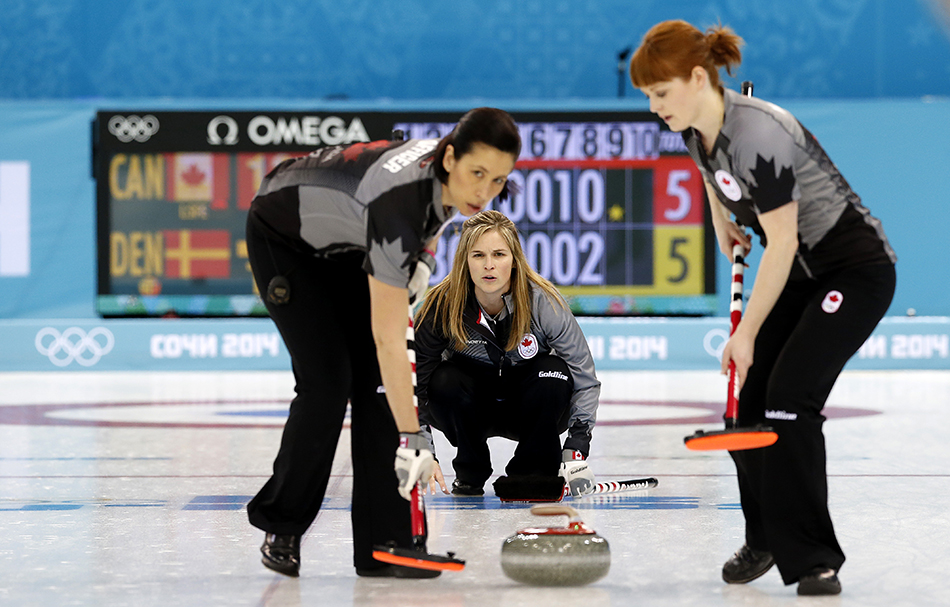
[703, 328, 730, 361]
[35, 327, 115, 367]
[108, 115, 160, 143]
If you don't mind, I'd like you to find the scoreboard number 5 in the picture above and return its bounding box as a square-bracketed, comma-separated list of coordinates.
[653, 160, 704, 226]
[664, 170, 693, 222]
[667, 236, 689, 282]
[653, 226, 704, 294]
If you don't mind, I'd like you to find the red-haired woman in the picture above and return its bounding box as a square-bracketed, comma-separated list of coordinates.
[630, 20, 896, 596]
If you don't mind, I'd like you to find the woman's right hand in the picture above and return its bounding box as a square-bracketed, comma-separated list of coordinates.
[702, 180, 751, 258]
[719, 220, 751, 257]
[427, 461, 449, 495]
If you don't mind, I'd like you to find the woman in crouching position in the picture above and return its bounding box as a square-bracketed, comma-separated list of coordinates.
[414, 210, 601, 501]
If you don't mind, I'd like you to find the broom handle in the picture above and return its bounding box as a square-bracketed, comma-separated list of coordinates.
[393, 125, 428, 547]
[725, 81, 754, 428]
[724, 240, 745, 427]
[407, 305, 428, 543]
[410, 482, 425, 545]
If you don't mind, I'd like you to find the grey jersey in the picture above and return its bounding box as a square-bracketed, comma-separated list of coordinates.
[249, 138, 454, 287]
[684, 88, 895, 280]
[414, 283, 601, 447]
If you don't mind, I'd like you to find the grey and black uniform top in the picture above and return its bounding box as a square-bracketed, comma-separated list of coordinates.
[248, 138, 454, 287]
[683, 88, 896, 280]
[414, 284, 601, 455]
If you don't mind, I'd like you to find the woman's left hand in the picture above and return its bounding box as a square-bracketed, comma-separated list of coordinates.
[427, 461, 449, 495]
[721, 327, 755, 390]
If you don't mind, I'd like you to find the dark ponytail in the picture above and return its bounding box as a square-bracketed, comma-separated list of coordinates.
[432, 107, 522, 200]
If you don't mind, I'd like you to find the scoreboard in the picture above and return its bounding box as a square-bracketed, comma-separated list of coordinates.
[94, 110, 715, 317]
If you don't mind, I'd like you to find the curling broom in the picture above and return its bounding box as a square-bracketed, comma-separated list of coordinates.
[585, 477, 658, 494]
[372, 306, 465, 571]
[684, 240, 778, 451]
[558, 477, 659, 499]
[373, 132, 465, 572]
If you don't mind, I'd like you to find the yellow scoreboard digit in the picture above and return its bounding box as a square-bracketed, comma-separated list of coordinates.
[653, 225, 704, 294]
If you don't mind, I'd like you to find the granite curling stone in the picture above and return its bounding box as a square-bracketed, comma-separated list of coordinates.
[500, 504, 610, 586]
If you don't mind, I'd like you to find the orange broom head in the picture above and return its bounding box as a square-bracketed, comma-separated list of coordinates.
[684, 429, 778, 452]
[372, 548, 466, 572]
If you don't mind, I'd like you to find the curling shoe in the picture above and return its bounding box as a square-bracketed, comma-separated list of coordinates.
[356, 564, 441, 579]
[451, 478, 484, 496]
[722, 544, 775, 584]
[798, 567, 842, 596]
[260, 533, 301, 577]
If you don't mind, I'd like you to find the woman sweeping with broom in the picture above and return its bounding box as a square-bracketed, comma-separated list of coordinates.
[244, 108, 521, 578]
[629, 20, 896, 596]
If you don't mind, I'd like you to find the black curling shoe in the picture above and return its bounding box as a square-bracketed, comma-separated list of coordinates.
[798, 567, 842, 596]
[451, 479, 484, 496]
[722, 544, 775, 584]
[260, 533, 301, 577]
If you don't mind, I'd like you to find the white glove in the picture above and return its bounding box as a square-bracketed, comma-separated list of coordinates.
[559, 449, 595, 497]
[408, 251, 436, 305]
[395, 432, 436, 500]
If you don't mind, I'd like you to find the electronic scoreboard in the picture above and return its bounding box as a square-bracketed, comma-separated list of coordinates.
[94, 110, 715, 317]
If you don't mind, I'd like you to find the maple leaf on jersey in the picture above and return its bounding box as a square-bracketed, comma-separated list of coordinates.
[748, 154, 795, 207]
[181, 163, 207, 186]
[342, 140, 391, 162]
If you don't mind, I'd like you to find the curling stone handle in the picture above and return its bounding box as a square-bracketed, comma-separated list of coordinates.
[530, 504, 582, 522]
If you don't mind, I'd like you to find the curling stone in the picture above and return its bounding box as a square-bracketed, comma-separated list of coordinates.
[500, 504, 609, 586]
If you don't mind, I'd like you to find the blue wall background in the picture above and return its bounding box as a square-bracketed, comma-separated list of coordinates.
[1, 0, 949, 322]
[2, 0, 949, 101]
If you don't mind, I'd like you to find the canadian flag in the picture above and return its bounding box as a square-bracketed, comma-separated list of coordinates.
[165, 153, 230, 208]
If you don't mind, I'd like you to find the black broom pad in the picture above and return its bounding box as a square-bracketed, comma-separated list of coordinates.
[494, 475, 565, 501]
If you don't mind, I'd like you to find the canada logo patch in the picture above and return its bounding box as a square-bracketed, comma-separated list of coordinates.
[821, 290, 844, 313]
[518, 333, 539, 359]
[714, 169, 743, 201]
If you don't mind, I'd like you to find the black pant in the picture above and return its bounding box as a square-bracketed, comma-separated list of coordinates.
[244, 214, 415, 570]
[731, 262, 895, 585]
[425, 354, 574, 486]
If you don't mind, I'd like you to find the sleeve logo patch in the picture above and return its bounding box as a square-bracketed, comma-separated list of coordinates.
[714, 169, 743, 201]
[821, 290, 844, 313]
